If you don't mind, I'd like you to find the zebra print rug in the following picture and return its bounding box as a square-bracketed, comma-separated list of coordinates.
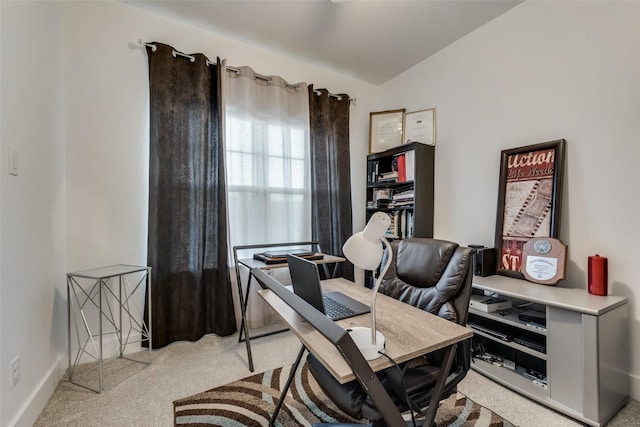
[174, 361, 514, 426]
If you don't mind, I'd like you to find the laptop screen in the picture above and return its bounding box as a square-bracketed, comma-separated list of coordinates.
[287, 254, 325, 313]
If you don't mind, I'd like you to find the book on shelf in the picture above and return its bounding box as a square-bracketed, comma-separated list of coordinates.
[373, 189, 391, 208]
[392, 189, 414, 201]
[384, 211, 400, 238]
[378, 171, 398, 183]
[395, 153, 407, 182]
[406, 211, 414, 238]
[388, 201, 413, 208]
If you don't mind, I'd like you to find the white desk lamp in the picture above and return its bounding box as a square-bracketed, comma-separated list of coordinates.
[342, 212, 393, 360]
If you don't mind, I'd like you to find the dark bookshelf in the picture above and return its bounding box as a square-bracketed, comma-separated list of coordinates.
[366, 142, 434, 240]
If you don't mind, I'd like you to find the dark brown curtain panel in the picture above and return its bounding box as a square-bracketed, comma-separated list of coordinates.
[308, 86, 354, 280]
[144, 43, 236, 349]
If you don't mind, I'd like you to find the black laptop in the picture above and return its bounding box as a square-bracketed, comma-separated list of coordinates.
[286, 254, 370, 321]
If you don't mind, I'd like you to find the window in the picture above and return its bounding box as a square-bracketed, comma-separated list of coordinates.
[224, 78, 311, 250]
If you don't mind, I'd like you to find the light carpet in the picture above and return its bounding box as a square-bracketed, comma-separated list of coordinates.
[174, 359, 514, 426]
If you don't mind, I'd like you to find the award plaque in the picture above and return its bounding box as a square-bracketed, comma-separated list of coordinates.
[522, 237, 567, 285]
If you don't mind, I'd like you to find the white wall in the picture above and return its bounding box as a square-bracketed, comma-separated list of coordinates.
[62, 0, 379, 274]
[381, 1, 640, 398]
[1, 0, 380, 424]
[0, 1, 66, 426]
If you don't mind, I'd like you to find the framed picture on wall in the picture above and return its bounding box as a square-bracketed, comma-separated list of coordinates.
[404, 108, 435, 146]
[369, 109, 405, 154]
[494, 139, 566, 279]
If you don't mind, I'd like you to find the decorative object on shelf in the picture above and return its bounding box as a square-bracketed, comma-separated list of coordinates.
[521, 237, 567, 285]
[369, 109, 405, 154]
[494, 139, 566, 279]
[404, 108, 436, 146]
[588, 254, 608, 296]
[341, 211, 392, 360]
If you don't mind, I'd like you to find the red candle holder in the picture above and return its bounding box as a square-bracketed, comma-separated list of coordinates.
[588, 255, 608, 296]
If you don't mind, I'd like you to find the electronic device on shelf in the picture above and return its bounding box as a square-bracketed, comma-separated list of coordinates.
[523, 368, 546, 382]
[470, 294, 512, 313]
[514, 335, 546, 353]
[518, 310, 546, 326]
[469, 245, 496, 277]
[468, 319, 512, 342]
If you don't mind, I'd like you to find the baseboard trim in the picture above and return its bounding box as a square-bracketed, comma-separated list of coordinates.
[630, 372, 640, 402]
[9, 354, 66, 427]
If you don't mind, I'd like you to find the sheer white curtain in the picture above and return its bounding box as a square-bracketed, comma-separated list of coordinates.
[223, 65, 311, 327]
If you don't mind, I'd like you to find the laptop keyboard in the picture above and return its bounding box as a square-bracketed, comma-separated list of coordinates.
[323, 295, 357, 320]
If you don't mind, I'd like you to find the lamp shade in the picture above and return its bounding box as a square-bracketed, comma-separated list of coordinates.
[342, 212, 391, 270]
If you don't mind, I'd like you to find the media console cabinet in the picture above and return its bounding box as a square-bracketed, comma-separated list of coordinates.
[470, 275, 629, 427]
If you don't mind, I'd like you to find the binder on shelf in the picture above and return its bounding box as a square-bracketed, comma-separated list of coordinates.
[405, 150, 415, 181]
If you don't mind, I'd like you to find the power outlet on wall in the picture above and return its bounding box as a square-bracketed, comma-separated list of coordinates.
[10, 355, 20, 389]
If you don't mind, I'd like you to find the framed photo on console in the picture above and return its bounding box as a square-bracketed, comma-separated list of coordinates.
[494, 139, 566, 279]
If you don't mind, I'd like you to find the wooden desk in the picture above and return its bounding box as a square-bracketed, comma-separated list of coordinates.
[232, 242, 345, 372]
[258, 276, 473, 426]
[260, 277, 472, 383]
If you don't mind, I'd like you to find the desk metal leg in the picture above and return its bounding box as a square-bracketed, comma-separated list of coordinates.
[422, 343, 457, 427]
[237, 270, 255, 372]
[67, 277, 72, 382]
[238, 271, 291, 372]
[270, 345, 306, 427]
[238, 273, 253, 343]
[99, 279, 104, 393]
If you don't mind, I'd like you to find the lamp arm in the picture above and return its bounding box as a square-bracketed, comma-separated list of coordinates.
[370, 236, 392, 345]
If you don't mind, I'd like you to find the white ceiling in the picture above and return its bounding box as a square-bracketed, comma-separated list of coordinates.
[125, 0, 523, 85]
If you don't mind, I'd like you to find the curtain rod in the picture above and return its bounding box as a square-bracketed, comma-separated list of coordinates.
[225, 66, 302, 90]
[313, 89, 355, 104]
[140, 40, 354, 103]
[141, 40, 207, 65]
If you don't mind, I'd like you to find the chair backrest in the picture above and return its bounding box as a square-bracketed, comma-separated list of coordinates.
[380, 238, 474, 325]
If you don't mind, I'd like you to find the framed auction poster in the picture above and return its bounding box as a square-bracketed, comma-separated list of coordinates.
[494, 139, 566, 279]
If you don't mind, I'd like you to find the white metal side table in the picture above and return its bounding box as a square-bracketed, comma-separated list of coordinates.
[67, 264, 152, 393]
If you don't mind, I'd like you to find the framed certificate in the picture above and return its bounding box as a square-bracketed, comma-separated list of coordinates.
[369, 109, 405, 154]
[404, 108, 435, 146]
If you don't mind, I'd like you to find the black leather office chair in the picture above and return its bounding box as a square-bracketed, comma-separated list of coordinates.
[307, 238, 474, 426]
